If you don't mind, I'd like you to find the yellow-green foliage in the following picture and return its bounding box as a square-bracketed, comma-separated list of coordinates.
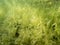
[0, 0, 60, 45]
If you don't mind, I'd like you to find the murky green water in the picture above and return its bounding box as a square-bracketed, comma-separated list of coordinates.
[0, 0, 60, 45]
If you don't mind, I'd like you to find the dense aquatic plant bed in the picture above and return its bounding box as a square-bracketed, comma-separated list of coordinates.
[0, 0, 60, 45]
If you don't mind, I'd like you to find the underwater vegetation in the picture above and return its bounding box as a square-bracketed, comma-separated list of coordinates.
[0, 0, 60, 45]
